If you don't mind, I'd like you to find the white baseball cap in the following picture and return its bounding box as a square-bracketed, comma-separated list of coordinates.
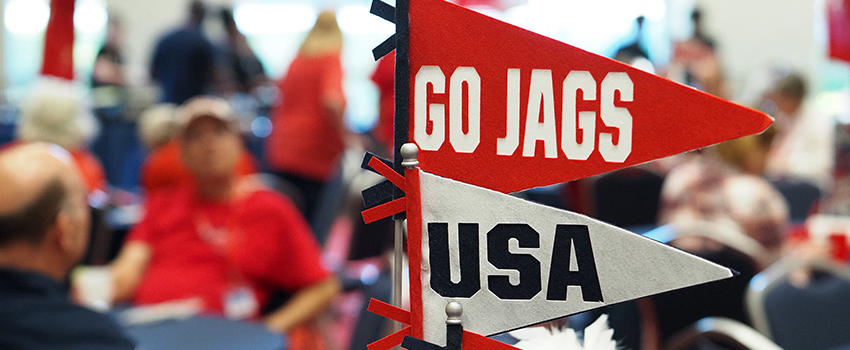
[177, 96, 237, 134]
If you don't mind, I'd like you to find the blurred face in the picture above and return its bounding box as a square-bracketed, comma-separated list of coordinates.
[181, 116, 241, 180]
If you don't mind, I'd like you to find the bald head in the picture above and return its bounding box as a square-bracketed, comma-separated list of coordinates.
[0, 143, 86, 246]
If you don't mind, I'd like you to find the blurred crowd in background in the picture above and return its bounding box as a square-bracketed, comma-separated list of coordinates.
[2, 0, 850, 350]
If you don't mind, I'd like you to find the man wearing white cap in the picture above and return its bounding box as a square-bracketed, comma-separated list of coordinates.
[111, 97, 340, 334]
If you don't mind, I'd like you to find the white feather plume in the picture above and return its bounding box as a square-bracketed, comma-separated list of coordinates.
[509, 314, 617, 350]
[583, 315, 618, 350]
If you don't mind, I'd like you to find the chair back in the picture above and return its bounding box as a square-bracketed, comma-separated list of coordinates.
[673, 220, 779, 270]
[594, 168, 664, 228]
[645, 221, 765, 344]
[770, 180, 821, 223]
[747, 258, 850, 350]
[665, 317, 784, 350]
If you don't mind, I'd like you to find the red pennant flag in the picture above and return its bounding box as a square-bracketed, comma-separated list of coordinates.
[407, 0, 772, 193]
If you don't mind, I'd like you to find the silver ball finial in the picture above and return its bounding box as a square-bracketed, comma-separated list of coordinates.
[445, 301, 463, 325]
[400, 143, 419, 168]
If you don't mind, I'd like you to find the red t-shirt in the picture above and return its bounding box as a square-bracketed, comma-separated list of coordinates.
[126, 185, 330, 315]
[265, 53, 346, 182]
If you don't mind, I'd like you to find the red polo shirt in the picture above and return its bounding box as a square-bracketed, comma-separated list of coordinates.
[126, 185, 329, 316]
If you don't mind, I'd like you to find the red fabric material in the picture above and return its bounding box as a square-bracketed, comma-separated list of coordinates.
[829, 233, 849, 262]
[42, 0, 76, 80]
[462, 330, 520, 350]
[70, 149, 107, 194]
[0, 141, 105, 194]
[454, 0, 501, 8]
[369, 157, 405, 188]
[408, 0, 772, 194]
[140, 140, 258, 194]
[367, 298, 411, 325]
[405, 168, 423, 339]
[288, 323, 329, 350]
[266, 53, 346, 182]
[362, 197, 406, 224]
[371, 51, 396, 151]
[127, 185, 330, 314]
[367, 326, 411, 350]
[828, 0, 850, 63]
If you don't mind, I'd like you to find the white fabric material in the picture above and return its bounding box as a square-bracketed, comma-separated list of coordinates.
[583, 314, 617, 350]
[417, 170, 733, 345]
[512, 325, 581, 350]
[510, 314, 616, 350]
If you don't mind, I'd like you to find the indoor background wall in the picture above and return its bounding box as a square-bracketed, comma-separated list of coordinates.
[3, 0, 840, 107]
[103, 0, 825, 93]
[694, 0, 821, 99]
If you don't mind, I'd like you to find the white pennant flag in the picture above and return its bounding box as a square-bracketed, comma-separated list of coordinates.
[415, 169, 733, 346]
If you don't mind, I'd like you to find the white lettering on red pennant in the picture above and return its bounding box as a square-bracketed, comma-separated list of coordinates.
[413, 66, 633, 163]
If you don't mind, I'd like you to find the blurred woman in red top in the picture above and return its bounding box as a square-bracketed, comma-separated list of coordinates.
[265, 10, 347, 221]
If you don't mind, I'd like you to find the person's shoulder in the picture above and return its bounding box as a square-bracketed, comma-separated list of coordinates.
[55, 305, 136, 348]
[298, 52, 341, 63]
[178, 28, 214, 47]
[322, 52, 343, 64]
[237, 186, 306, 225]
[0, 295, 135, 349]
[157, 28, 184, 44]
[159, 28, 208, 47]
[244, 187, 300, 213]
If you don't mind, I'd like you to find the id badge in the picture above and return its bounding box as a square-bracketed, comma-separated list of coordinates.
[223, 286, 259, 320]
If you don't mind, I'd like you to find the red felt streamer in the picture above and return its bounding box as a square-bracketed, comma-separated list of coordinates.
[367, 326, 412, 350]
[369, 157, 406, 190]
[367, 298, 412, 325]
[362, 197, 407, 224]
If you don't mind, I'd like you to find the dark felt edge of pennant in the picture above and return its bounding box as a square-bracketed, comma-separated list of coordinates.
[393, 0, 409, 220]
[370, 0, 396, 24]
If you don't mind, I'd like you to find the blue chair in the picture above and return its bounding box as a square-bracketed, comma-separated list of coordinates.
[122, 315, 285, 350]
[770, 180, 821, 223]
[747, 258, 850, 350]
[593, 167, 664, 228]
[643, 222, 773, 346]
